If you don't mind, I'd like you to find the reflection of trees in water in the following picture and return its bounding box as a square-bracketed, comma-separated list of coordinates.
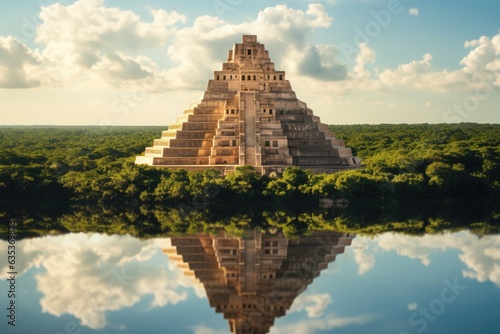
[0, 200, 498, 240]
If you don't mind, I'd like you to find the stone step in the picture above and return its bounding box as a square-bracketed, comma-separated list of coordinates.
[277, 115, 315, 123]
[337, 147, 354, 157]
[152, 157, 210, 165]
[218, 122, 239, 129]
[211, 147, 239, 156]
[191, 106, 224, 114]
[161, 130, 177, 138]
[172, 238, 215, 248]
[136, 155, 164, 165]
[222, 116, 240, 122]
[144, 147, 164, 156]
[188, 114, 223, 122]
[168, 123, 183, 130]
[182, 122, 218, 131]
[293, 157, 352, 166]
[174, 130, 216, 140]
[287, 139, 333, 147]
[262, 156, 293, 165]
[213, 137, 238, 145]
[193, 272, 225, 279]
[298, 166, 357, 173]
[259, 121, 283, 129]
[330, 139, 346, 147]
[168, 139, 214, 148]
[146, 147, 213, 157]
[207, 80, 229, 91]
[281, 123, 319, 131]
[162, 148, 213, 157]
[317, 123, 331, 130]
[284, 131, 325, 139]
[203, 91, 237, 100]
[209, 155, 239, 164]
[268, 81, 293, 92]
[180, 254, 220, 263]
[260, 130, 286, 136]
[320, 126, 335, 134]
[153, 139, 171, 146]
[289, 148, 339, 158]
[215, 129, 238, 136]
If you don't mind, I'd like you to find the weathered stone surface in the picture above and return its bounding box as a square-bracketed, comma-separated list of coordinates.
[164, 231, 354, 334]
[136, 35, 361, 174]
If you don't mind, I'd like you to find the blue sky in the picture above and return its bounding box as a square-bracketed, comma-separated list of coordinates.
[0, 0, 499, 125]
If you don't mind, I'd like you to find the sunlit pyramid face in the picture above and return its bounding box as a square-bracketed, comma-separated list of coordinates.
[136, 35, 361, 175]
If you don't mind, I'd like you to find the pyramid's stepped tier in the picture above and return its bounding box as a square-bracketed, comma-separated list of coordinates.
[166, 237, 228, 284]
[154, 139, 214, 148]
[163, 231, 354, 334]
[136, 35, 361, 174]
[164, 130, 215, 140]
[145, 148, 212, 157]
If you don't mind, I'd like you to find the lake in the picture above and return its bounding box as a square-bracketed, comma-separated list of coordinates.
[0, 206, 499, 334]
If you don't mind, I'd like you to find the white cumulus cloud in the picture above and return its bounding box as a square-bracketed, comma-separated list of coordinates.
[377, 33, 500, 92]
[353, 247, 376, 275]
[1, 0, 499, 99]
[0, 1, 336, 91]
[295, 44, 347, 80]
[374, 232, 500, 286]
[0, 36, 47, 88]
[290, 293, 332, 318]
[0, 234, 198, 330]
[29, 0, 183, 90]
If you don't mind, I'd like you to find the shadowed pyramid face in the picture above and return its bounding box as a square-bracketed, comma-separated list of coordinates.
[136, 35, 360, 175]
[164, 230, 355, 334]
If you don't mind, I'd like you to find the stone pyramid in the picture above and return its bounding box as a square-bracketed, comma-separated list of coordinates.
[136, 35, 360, 174]
[163, 230, 354, 334]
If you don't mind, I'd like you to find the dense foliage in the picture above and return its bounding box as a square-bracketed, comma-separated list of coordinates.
[331, 123, 500, 200]
[0, 124, 499, 207]
[1, 200, 498, 240]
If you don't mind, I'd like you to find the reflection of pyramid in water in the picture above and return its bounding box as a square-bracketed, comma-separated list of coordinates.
[136, 35, 360, 174]
[163, 230, 354, 334]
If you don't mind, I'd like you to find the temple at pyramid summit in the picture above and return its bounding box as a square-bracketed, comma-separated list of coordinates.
[136, 35, 360, 174]
[163, 230, 354, 334]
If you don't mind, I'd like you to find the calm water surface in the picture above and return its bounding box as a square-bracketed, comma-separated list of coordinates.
[0, 227, 499, 334]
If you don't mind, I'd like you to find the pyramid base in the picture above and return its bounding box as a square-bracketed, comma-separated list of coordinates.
[135, 156, 361, 175]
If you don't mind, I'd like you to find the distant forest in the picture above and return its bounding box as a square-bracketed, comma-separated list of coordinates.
[0, 124, 499, 208]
